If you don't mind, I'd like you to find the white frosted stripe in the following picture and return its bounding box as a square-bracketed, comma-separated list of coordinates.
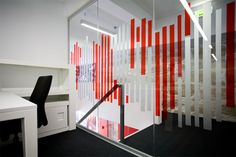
[178, 78, 182, 127]
[141, 79, 145, 111]
[147, 81, 151, 111]
[215, 9, 222, 122]
[185, 36, 191, 126]
[203, 2, 212, 130]
[194, 16, 200, 127]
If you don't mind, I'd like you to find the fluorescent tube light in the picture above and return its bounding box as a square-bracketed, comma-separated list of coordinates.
[80, 19, 116, 37]
[180, 0, 208, 41]
[211, 53, 218, 61]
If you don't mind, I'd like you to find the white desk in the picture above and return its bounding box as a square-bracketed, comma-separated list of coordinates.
[0, 92, 37, 157]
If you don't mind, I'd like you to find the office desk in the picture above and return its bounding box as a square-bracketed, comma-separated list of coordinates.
[0, 92, 37, 157]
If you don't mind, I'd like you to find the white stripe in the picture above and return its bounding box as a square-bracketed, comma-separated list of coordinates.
[203, 2, 212, 130]
[194, 16, 200, 127]
[215, 9, 222, 122]
[185, 36, 191, 126]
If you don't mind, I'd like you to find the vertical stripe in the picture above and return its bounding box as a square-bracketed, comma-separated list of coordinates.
[216, 9, 222, 121]
[74, 44, 76, 65]
[118, 86, 121, 106]
[178, 15, 182, 77]
[203, 2, 212, 130]
[185, 3, 191, 36]
[104, 36, 107, 98]
[194, 16, 200, 127]
[96, 44, 98, 99]
[136, 26, 140, 42]
[111, 49, 113, 103]
[93, 41, 95, 91]
[107, 36, 111, 102]
[170, 24, 175, 110]
[155, 32, 160, 116]
[114, 80, 117, 99]
[101, 35, 104, 97]
[226, 2, 235, 107]
[130, 19, 135, 69]
[162, 26, 167, 119]
[148, 20, 152, 47]
[141, 18, 146, 75]
[185, 36, 191, 126]
[126, 95, 129, 104]
[70, 52, 72, 64]
[98, 45, 101, 99]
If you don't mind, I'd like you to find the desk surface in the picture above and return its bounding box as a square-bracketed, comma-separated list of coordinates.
[0, 92, 36, 113]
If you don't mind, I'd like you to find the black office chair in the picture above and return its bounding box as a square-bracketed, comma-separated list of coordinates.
[0, 75, 53, 141]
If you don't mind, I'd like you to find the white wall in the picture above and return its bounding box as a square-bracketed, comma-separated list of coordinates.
[0, 0, 68, 66]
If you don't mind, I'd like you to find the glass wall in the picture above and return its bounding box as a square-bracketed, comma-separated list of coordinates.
[69, 0, 236, 156]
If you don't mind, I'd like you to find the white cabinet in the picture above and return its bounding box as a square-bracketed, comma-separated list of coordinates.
[0, 59, 77, 137]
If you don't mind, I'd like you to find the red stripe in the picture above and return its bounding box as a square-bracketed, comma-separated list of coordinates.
[93, 42, 95, 91]
[185, 3, 191, 36]
[130, 19, 135, 69]
[111, 49, 113, 103]
[95, 44, 98, 99]
[107, 35, 111, 102]
[162, 26, 167, 119]
[148, 20, 152, 47]
[118, 87, 121, 106]
[104, 36, 107, 99]
[126, 95, 129, 104]
[141, 18, 146, 75]
[76, 42, 78, 66]
[226, 2, 235, 107]
[178, 15, 182, 77]
[98, 45, 101, 99]
[114, 80, 117, 99]
[136, 26, 140, 42]
[155, 32, 160, 116]
[101, 35, 104, 97]
[170, 24, 175, 109]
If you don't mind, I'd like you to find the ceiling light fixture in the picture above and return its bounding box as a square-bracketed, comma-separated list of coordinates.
[180, 0, 208, 41]
[80, 19, 116, 37]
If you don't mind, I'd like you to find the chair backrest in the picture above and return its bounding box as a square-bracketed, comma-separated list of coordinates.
[30, 75, 52, 128]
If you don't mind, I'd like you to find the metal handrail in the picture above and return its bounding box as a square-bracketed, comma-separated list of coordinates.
[77, 84, 125, 143]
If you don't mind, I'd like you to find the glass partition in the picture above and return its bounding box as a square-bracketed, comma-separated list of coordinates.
[70, 0, 236, 156]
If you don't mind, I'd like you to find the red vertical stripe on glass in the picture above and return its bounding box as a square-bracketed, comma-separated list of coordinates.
[118, 87, 121, 106]
[178, 15, 182, 77]
[170, 24, 175, 109]
[130, 19, 135, 69]
[155, 32, 160, 116]
[111, 49, 113, 103]
[141, 18, 146, 75]
[226, 2, 235, 107]
[104, 36, 107, 99]
[136, 26, 140, 42]
[80, 48, 82, 58]
[98, 45, 101, 99]
[126, 95, 129, 104]
[185, 3, 191, 36]
[95, 44, 98, 99]
[101, 35, 104, 97]
[93, 42, 95, 91]
[162, 26, 167, 119]
[114, 80, 117, 99]
[107, 35, 111, 102]
[148, 20, 152, 47]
